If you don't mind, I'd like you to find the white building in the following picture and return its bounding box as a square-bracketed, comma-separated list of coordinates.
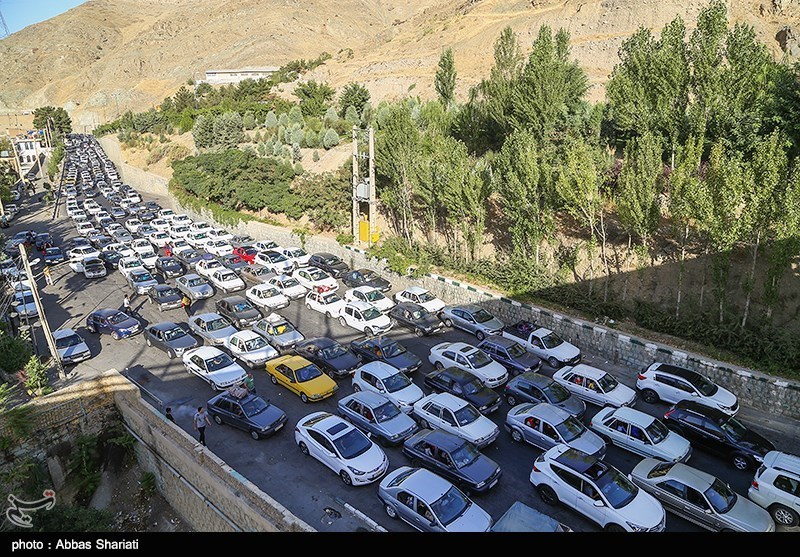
[203, 67, 280, 85]
[14, 138, 48, 174]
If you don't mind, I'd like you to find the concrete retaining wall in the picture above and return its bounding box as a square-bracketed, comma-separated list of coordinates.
[97, 137, 800, 421]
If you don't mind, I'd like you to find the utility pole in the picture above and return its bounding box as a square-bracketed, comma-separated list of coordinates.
[351, 126, 376, 247]
[18, 243, 66, 380]
[351, 126, 359, 242]
[368, 126, 376, 248]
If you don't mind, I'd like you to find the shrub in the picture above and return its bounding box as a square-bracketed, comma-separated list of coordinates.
[322, 128, 340, 149]
[242, 110, 257, 130]
[22, 356, 53, 397]
[264, 111, 278, 128]
[312, 150, 320, 162]
[336, 233, 354, 245]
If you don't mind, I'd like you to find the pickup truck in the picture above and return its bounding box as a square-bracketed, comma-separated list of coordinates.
[501, 320, 581, 369]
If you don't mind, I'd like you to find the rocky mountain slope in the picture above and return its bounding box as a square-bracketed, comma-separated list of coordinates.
[0, 0, 797, 127]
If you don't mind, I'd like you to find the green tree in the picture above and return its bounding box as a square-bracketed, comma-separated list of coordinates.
[288, 106, 305, 127]
[264, 111, 278, 128]
[192, 114, 214, 148]
[32, 106, 72, 138]
[242, 111, 257, 130]
[304, 129, 318, 148]
[294, 80, 336, 117]
[322, 128, 340, 149]
[323, 106, 339, 126]
[435, 48, 457, 106]
[212, 111, 245, 149]
[763, 164, 800, 319]
[338, 82, 371, 117]
[344, 105, 360, 126]
[177, 109, 194, 134]
[173, 85, 196, 112]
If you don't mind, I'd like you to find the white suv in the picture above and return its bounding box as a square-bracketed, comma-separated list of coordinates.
[352, 361, 423, 415]
[748, 450, 800, 527]
[339, 300, 393, 337]
[636, 362, 739, 416]
[530, 443, 666, 532]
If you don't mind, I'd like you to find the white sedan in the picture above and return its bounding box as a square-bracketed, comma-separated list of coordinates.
[124, 218, 143, 234]
[207, 228, 234, 243]
[393, 286, 446, 313]
[293, 266, 338, 292]
[117, 256, 146, 279]
[130, 239, 155, 258]
[412, 392, 500, 449]
[428, 341, 509, 389]
[268, 274, 307, 299]
[305, 289, 346, 318]
[148, 231, 173, 250]
[246, 284, 290, 311]
[103, 243, 135, 258]
[278, 246, 311, 267]
[186, 231, 212, 250]
[182, 346, 247, 391]
[150, 218, 171, 232]
[295, 411, 389, 486]
[206, 239, 234, 257]
[255, 250, 295, 274]
[344, 286, 395, 313]
[207, 269, 246, 294]
[223, 330, 278, 369]
[195, 258, 226, 278]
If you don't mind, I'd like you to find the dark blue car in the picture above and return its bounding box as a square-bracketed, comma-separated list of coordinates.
[349, 336, 423, 375]
[477, 335, 542, 376]
[44, 247, 66, 265]
[206, 390, 288, 440]
[86, 308, 142, 340]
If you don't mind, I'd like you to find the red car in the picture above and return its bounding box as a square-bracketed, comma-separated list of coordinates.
[232, 245, 258, 264]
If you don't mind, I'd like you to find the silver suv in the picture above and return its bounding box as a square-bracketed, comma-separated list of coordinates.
[748, 450, 800, 527]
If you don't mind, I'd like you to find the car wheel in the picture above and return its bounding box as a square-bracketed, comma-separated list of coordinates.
[443, 318, 453, 328]
[641, 388, 660, 404]
[270, 374, 278, 385]
[111, 331, 120, 341]
[213, 414, 223, 425]
[510, 429, 524, 443]
[770, 504, 800, 527]
[434, 361, 444, 370]
[506, 394, 518, 407]
[247, 359, 256, 370]
[167, 349, 176, 360]
[410, 457, 422, 468]
[352, 384, 361, 392]
[87, 324, 96, 334]
[476, 330, 485, 341]
[605, 523, 626, 533]
[414, 328, 424, 337]
[306, 303, 312, 310]
[339, 316, 347, 327]
[326, 311, 333, 319]
[365, 327, 373, 337]
[210, 381, 220, 392]
[300, 392, 308, 403]
[731, 453, 750, 471]
[145, 337, 152, 347]
[418, 418, 429, 430]
[326, 369, 336, 379]
[298, 441, 309, 456]
[384, 504, 398, 520]
[598, 433, 613, 445]
[249, 430, 261, 441]
[339, 470, 353, 486]
[547, 357, 560, 369]
[537, 484, 559, 506]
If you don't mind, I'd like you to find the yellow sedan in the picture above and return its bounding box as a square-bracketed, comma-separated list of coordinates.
[265, 355, 338, 403]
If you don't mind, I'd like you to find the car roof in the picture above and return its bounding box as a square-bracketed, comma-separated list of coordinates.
[395, 467, 452, 500]
[412, 428, 466, 451]
[436, 366, 476, 382]
[480, 335, 517, 349]
[94, 308, 122, 317]
[195, 312, 224, 321]
[762, 451, 800, 475]
[302, 336, 336, 348]
[403, 286, 427, 294]
[182, 273, 202, 280]
[188, 346, 224, 358]
[521, 402, 570, 422]
[275, 355, 312, 370]
[359, 360, 402, 378]
[394, 302, 423, 312]
[605, 406, 655, 427]
[562, 364, 607, 379]
[230, 330, 261, 341]
[220, 295, 247, 303]
[427, 392, 468, 410]
[153, 284, 176, 292]
[150, 321, 180, 331]
[314, 252, 335, 258]
[511, 372, 554, 387]
[347, 300, 375, 311]
[340, 390, 389, 408]
[353, 285, 378, 293]
[658, 463, 715, 490]
[52, 328, 79, 339]
[653, 363, 704, 383]
[552, 446, 599, 474]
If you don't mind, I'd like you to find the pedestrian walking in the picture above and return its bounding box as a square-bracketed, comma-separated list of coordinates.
[122, 294, 132, 314]
[243, 372, 256, 394]
[194, 406, 210, 446]
[181, 294, 192, 317]
[165, 407, 175, 423]
[164, 242, 171, 257]
[43, 265, 53, 286]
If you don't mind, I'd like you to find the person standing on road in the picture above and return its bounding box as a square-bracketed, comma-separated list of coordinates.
[194, 406, 210, 446]
[43, 265, 53, 286]
[181, 294, 192, 317]
[122, 294, 132, 314]
[164, 242, 171, 257]
[243, 372, 256, 394]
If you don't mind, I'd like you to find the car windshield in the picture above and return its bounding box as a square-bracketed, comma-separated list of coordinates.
[107, 312, 129, 325]
[288, 249, 305, 257]
[270, 253, 288, 262]
[133, 272, 154, 282]
[431, 486, 471, 527]
[163, 327, 187, 341]
[56, 334, 83, 349]
[207, 318, 230, 332]
[321, 344, 348, 360]
[309, 269, 328, 280]
[417, 291, 434, 303]
[362, 307, 383, 321]
[233, 302, 252, 312]
[382, 342, 406, 358]
[450, 442, 480, 469]
[542, 381, 570, 403]
[325, 256, 342, 265]
[261, 288, 280, 297]
[206, 353, 234, 371]
[45, 248, 61, 255]
[374, 401, 400, 422]
[333, 428, 372, 459]
[466, 350, 492, 368]
[541, 333, 564, 349]
[410, 308, 430, 320]
[159, 288, 180, 298]
[506, 342, 527, 358]
[241, 397, 269, 418]
[365, 290, 384, 302]
[296, 364, 323, 382]
[704, 478, 736, 514]
[645, 419, 670, 444]
[592, 465, 638, 509]
[282, 278, 300, 287]
[597, 373, 619, 392]
[193, 233, 207, 240]
[361, 270, 377, 281]
[322, 293, 341, 303]
[383, 372, 412, 393]
[555, 416, 587, 442]
[219, 272, 237, 282]
[272, 323, 295, 335]
[689, 375, 719, 397]
[187, 277, 204, 287]
[719, 417, 749, 441]
[244, 337, 268, 351]
[453, 404, 481, 426]
[471, 309, 494, 323]
[462, 379, 485, 396]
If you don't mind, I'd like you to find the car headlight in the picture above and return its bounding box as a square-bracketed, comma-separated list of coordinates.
[475, 480, 486, 488]
[753, 454, 764, 463]
[625, 521, 647, 532]
[309, 393, 322, 400]
[347, 466, 366, 476]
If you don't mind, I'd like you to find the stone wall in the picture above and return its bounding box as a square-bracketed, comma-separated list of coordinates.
[0, 371, 314, 532]
[97, 137, 800, 421]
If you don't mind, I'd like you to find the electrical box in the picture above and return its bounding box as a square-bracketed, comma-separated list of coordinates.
[356, 180, 370, 201]
[359, 219, 370, 243]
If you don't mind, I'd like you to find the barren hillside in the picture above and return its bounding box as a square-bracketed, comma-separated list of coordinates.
[0, 0, 797, 127]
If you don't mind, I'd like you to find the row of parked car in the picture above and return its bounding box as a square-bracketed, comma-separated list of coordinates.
[50, 134, 800, 533]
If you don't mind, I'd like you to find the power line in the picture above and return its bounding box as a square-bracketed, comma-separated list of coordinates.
[0, 1, 10, 38]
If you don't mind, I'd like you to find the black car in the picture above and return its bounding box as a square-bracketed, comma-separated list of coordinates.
[155, 256, 185, 279]
[144, 200, 161, 212]
[503, 372, 586, 420]
[402, 429, 502, 495]
[44, 246, 66, 265]
[388, 302, 444, 337]
[90, 235, 114, 250]
[138, 210, 156, 222]
[215, 295, 262, 328]
[340, 268, 392, 292]
[206, 390, 288, 440]
[423, 366, 502, 415]
[219, 254, 249, 274]
[349, 337, 423, 375]
[477, 335, 541, 376]
[230, 234, 256, 248]
[147, 284, 184, 312]
[99, 250, 124, 269]
[308, 252, 349, 278]
[175, 249, 204, 268]
[293, 337, 362, 379]
[143, 321, 199, 359]
[663, 400, 776, 471]
[34, 233, 54, 251]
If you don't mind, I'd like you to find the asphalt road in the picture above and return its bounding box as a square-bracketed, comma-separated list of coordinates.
[11, 172, 800, 534]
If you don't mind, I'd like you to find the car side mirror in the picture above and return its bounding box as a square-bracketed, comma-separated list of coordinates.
[691, 392, 699, 397]
[704, 508, 713, 515]
[593, 500, 604, 507]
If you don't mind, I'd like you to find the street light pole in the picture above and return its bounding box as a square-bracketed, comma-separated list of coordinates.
[17, 243, 65, 380]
